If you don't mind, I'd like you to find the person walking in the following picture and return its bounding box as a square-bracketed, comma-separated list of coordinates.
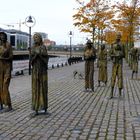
[0, 32, 13, 111]
[84, 40, 96, 92]
[110, 33, 124, 98]
[98, 44, 107, 86]
[31, 33, 49, 115]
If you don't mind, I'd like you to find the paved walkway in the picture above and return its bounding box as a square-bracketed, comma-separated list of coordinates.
[0, 60, 140, 140]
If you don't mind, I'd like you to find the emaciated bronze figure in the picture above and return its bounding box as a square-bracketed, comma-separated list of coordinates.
[110, 33, 124, 98]
[98, 44, 107, 86]
[31, 33, 49, 115]
[0, 32, 13, 111]
[84, 40, 96, 92]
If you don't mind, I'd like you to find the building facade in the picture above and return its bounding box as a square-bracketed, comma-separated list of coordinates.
[0, 28, 29, 50]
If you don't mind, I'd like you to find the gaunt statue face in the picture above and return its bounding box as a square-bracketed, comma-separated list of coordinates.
[87, 43, 92, 49]
[101, 44, 105, 50]
[33, 33, 42, 45]
[0, 32, 7, 43]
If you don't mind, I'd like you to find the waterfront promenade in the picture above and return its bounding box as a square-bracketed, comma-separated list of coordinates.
[13, 50, 83, 57]
[0, 60, 140, 140]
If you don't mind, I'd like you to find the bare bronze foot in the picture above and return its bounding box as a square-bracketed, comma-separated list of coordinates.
[98, 81, 100, 87]
[8, 105, 12, 111]
[0, 104, 3, 110]
[44, 109, 47, 114]
[109, 96, 113, 99]
[83, 88, 88, 92]
[89, 88, 94, 92]
[35, 110, 38, 115]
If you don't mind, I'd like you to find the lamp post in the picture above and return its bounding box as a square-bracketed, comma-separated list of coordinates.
[69, 31, 73, 58]
[25, 15, 36, 75]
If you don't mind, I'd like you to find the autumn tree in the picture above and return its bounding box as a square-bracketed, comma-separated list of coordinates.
[111, 0, 140, 60]
[73, 0, 114, 46]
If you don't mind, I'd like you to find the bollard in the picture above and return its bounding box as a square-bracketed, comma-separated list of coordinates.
[52, 64, 54, 69]
[21, 70, 24, 75]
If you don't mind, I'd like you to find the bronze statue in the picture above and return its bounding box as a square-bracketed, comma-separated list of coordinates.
[109, 33, 124, 98]
[131, 47, 139, 79]
[84, 40, 96, 92]
[98, 44, 107, 86]
[0, 32, 13, 111]
[31, 33, 49, 115]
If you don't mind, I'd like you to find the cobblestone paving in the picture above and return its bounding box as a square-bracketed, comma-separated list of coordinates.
[0, 61, 140, 140]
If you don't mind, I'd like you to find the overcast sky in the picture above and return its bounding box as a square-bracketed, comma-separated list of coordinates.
[0, 0, 89, 45]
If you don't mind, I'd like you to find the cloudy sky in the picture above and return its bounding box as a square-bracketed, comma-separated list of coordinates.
[0, 0, 89, 45]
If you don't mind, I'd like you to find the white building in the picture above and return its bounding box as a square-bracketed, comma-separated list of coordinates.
[0, 28, 29, 50]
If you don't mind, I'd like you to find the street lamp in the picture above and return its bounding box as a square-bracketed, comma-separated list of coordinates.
[69, 31, 73, 58]
[25, 15, 36, 75]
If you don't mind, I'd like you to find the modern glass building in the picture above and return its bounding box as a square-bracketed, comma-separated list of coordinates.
[0, 28, 29, 50]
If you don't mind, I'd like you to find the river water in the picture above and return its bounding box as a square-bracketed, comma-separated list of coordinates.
[48, 56, 68, 68]
[12, 56, 68, 75]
